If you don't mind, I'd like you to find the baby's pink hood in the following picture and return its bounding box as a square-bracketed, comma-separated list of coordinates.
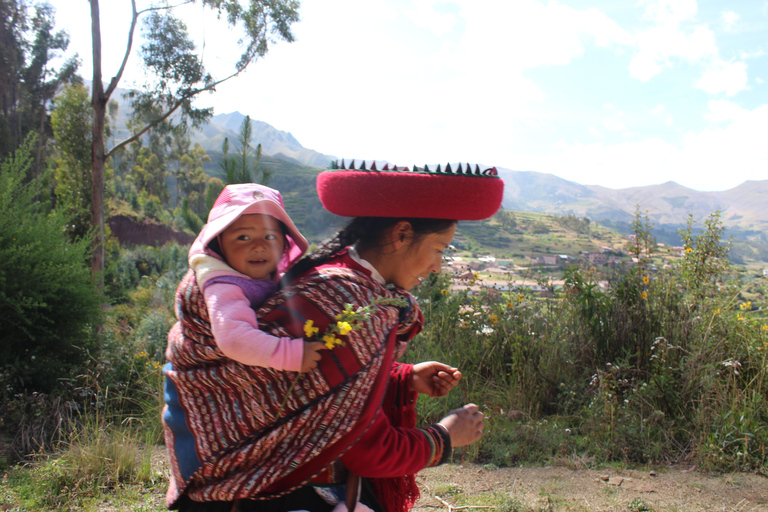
[189, 184, 308, 276]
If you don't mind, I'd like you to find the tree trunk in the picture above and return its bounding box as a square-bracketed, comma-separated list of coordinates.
[90, 0, 105, 288]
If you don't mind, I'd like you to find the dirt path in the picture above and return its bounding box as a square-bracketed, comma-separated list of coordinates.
[413, 464, 768, 512]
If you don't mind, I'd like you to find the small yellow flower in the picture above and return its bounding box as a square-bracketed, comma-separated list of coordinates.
[641, 291, 648, 300]
[685, 247, 693, 253]
[490, 314, 499, 324]
[303, 319, 320, 338]
[323, 333, 342, 349]
[737, 314, 744, 321]
[337, 321, 353, 336]
[441, 289, 449, 295]
[518, 294, 524, 302]
[740, 301, 752, 310]
[642, 276, 649, 285]
[507, 301, 514, 309]
[761, 325, 768, 331]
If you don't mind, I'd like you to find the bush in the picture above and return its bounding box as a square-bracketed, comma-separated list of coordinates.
[0, 137, 102, 393]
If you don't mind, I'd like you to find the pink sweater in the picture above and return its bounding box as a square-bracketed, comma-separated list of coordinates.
[192, 254, 303, 371]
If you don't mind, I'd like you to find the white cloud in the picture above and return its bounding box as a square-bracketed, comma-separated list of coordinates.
[521, 104, 768, 190]
[696, 59, 748, 96]
[639, 0, 698, 24]
[407, 0, 460, 36]
[629, 25, 717, 81]
[705, 99, 746, 123]
[721, 10, 740, 31]
[452, 0, 631, 73]
[650, 105, 674, 125]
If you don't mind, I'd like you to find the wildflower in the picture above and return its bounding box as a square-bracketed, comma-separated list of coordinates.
[323, 334, 342, 349]
[336, 321, 353, 336]
[490, 314, 499, 324]
[303, 319, 320, 338]
[685, 247, 693, 253]
[641, 291, 648, 300]
[642, 276, 649, 285]
[518, 294, 524, 302]
[507, 301, 514, 309]
[739, 301, 752, 310]
[441, 289, 449, 296]
[762, 325, 768, 331]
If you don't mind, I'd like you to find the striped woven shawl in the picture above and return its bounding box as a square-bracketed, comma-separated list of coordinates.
[163, 259, 422, 507]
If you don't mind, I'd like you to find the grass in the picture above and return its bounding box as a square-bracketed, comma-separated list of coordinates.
[3, 212, 768, 510]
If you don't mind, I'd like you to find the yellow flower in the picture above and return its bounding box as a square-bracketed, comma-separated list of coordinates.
[641, 291, 648, 300]
[740, 301, 752, 310]
[490, 314, 499, 324]
[303, 319, 320, 338]
[323, 333, 342, 349]
[685, 247, 693, 253]
[762, 325, 768, 331]
[507, 301, 514, 309]
[337, 321, 353, 336]
[642, 276, 649, 285]
[441, 289, 449, 295]
[518, 294, 524, 302]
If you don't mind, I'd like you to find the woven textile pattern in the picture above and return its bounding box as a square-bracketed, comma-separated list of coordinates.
[164, 265, 421, 505]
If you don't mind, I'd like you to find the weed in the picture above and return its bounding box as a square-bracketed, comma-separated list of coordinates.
[628, 497, 654, 511]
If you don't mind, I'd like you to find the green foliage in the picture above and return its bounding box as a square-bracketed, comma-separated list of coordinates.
[219, 115, 272, 185]
[555, 214, 591, 235]
[0, 137, 102, 393]
[51, 82, 92, 240]
[0, 0, 79, 174]
[408, 209, 767, 472]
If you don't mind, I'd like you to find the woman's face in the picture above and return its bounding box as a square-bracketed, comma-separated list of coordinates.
[388, 222, 456, 291]
[219, 214, 285, 280]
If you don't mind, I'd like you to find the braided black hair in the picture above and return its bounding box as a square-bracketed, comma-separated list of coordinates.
[280, 217, 456, 286]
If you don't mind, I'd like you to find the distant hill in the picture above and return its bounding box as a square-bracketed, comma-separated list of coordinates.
[190, 111, 335, 168]
[495, 168, 768, 235]
[97, 83, 766, 244]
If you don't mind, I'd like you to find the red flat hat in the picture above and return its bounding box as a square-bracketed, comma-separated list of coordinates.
[317, 160, 504, 221]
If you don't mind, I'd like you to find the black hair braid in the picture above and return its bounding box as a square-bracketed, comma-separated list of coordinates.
[279, 216, 456, 288]
[279, 222, 363, 286]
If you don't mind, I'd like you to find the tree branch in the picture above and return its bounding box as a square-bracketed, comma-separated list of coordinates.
[105, 67, 242, 159]
[136, 0, 195, 17]
[104, 0, 138, 99]
[105, 0, 196, 100]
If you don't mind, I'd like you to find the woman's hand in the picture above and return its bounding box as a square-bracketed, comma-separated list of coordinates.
[438, 404, 485, 447]
[411, 361, 462, 397]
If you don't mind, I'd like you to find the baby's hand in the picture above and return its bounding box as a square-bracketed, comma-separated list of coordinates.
[301, 341, 326, 373]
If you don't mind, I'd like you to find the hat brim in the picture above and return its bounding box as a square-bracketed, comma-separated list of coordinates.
[317, 170, 504, 221]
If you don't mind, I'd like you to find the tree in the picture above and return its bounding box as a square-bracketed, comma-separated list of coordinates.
[220, 114, 272, 185]
[0, 0, 79, 177]
[0, 135, 102, 392]
[88, 0, 300, 284]
[51, 82, 92, 241]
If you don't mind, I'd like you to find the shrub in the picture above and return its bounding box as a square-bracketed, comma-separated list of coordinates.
[0, 137, 102, 393]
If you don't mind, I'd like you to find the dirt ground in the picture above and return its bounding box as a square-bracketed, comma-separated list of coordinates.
[413, 463, 768, 512]
[142, 449, 767, 512]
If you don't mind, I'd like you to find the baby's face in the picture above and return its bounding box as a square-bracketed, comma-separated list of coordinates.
[220, 214, 285, 280]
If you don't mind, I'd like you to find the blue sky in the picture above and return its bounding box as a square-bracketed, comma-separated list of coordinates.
[49, 0, 768, 191]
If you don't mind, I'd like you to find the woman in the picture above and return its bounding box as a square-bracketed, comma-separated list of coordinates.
[163, 161, 504, 511]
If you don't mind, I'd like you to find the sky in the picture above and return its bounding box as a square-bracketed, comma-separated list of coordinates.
[46, 0, 768, 192]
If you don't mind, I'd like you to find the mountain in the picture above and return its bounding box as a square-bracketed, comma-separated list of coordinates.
[495, 167, 768, 234]
[96, 84, 765, 236]
[190, 111, 335, 168]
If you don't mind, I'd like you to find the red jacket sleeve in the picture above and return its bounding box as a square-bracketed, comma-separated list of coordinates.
[339, 363, 451, 478]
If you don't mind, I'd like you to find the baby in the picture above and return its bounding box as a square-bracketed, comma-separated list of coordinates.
[186, 183, 324, 372]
